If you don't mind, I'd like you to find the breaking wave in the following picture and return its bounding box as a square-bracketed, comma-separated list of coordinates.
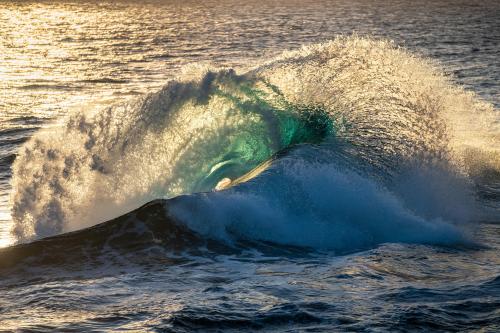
[9, 36, 499, 252]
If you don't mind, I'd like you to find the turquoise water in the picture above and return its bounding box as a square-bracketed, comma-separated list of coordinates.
[0, 1, 499, 331]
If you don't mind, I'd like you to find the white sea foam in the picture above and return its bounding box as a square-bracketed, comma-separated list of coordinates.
[170, 157, 467, 251]
[10, 36, 499, 243]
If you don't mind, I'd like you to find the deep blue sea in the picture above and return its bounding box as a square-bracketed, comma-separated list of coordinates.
[0, 1, 499, 331]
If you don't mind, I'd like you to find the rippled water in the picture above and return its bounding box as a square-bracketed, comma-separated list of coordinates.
[0, 0, 499, 331]
[1, 0, 499, 247]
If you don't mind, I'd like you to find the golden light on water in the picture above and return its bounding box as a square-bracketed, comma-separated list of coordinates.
[0, 4, 161, 247]
[0, 210, 14, 248]
[0, 0, 499, 331]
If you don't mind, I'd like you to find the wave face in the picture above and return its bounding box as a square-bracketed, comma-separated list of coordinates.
[10, 37, 499, 250]
[170, 153, 467, 251]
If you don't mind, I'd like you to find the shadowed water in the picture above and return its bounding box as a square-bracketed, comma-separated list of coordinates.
[0, 0, 499, 331]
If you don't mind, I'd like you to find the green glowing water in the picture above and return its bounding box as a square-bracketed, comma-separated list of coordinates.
[196, 81, 336, 191]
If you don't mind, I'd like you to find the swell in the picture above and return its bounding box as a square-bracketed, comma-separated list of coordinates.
[0, 198, 309, 274]
[9, 36, 500, 247]
[0, 200, 208, 272]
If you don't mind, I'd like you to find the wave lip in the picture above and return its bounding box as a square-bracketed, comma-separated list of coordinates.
[9, 36, 499, 244]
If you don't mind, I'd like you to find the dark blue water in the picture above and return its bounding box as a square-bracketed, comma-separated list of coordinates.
[0, 1, 499, 331]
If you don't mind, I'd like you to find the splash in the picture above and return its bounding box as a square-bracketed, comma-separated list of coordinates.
[10, 36, 499, 245]
[170, 155, 467, 251]
[10, 71, 334, 240]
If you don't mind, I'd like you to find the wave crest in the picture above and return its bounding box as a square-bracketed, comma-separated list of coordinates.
[10, 36, 499, 243]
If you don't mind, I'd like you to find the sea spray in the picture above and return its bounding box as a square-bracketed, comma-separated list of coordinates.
[170, 153, 467, 251]
[10, 36, 498, 245]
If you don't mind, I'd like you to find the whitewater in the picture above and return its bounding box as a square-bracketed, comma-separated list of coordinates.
[10, 37, 498, 249]
[0, 1, 499, 331]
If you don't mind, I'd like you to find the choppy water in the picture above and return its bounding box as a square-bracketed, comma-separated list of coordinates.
[1, 0, 499, 331]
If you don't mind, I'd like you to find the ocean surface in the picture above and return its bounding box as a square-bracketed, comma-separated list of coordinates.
[0, 0, 499, 331]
